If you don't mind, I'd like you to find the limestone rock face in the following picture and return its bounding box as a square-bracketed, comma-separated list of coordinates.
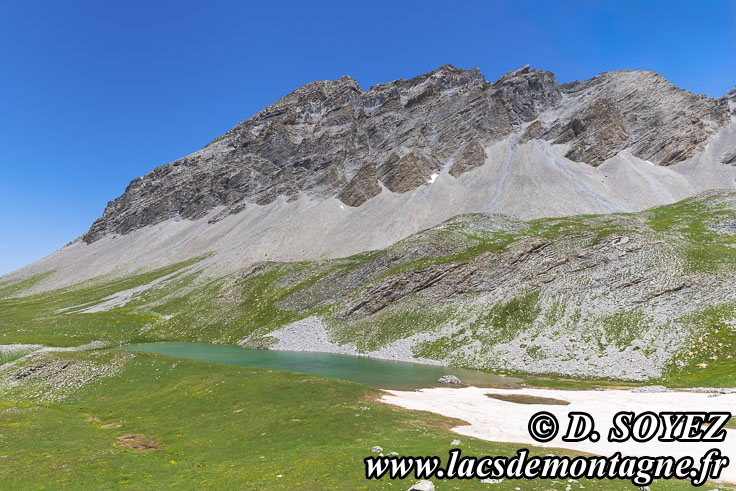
[378, 152, 437, 193]
[490, 64, 562, 123]
[727, 86, 736, 113]
[556, 71, 731, 166]
[552, 97, 631, 167]
[338, 162, 381, 207]
[519, 120, 545, 143]
[81, 65, 733, 244]
[722, 150, 736, 166]
[449, 140, 487, 177]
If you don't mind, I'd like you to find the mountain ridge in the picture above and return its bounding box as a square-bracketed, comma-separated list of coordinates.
[3, 190, 736, 383]
[80, 64, 732, 244]
[4, 64, 736, 295]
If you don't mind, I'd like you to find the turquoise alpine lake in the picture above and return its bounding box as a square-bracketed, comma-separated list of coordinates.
[125, 342, 519, 390]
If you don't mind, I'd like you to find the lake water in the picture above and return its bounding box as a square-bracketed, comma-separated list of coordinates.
[125, 342, 519, 390]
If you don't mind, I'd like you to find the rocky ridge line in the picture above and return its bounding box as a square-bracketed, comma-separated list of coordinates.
[82, 65, 731, 243]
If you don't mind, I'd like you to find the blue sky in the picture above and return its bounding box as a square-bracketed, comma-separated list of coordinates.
[1, 0, 734, 275]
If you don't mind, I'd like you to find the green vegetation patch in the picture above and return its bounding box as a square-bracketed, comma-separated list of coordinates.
[0, 257, 208, 347]
[595, 311, 650, 352]
[526, 214, 634, 245]
[486, 393, 570, 405]
[660, 302, 736, 388]
[0, 270, 55, 300]
[414, 292, 541, 362]
[646, 194, 736, 272]
[0, 346, 36, 365]
[469, 291, 541, 346]
[328, 302, 459, 353]
[150, 265, 307, 344]
[0, 350, 695, 489]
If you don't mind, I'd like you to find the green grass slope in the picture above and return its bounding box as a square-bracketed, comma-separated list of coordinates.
[0, 350, 703, 489]
[2, 191, 736, 385]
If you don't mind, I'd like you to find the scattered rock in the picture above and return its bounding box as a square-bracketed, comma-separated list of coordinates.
[371, 446, 383, 453]
[631, 385, 671, 393]
[687, 387, 735, 394]
[722, 149, 736, 166]
[408, 480, 435, 491]
[480, 478, 503, 484]
[438, 375, 461, 384]
[451, 439, 461, 446]
[2, 353, 134, 401]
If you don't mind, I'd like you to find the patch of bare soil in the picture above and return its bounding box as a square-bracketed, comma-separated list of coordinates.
[101, 422, 122, 429]
[485, 393, 570, 405]
[116, 434, 160, 451]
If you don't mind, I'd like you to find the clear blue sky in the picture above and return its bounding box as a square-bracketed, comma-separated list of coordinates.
[1, 0, 734, 275]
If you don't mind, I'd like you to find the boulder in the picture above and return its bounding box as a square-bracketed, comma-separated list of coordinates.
[408, 480, 435, 491]
[438, 374, 461, 384]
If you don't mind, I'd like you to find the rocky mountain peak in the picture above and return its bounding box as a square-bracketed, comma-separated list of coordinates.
[490, 65, 561, 122]
[80, 65, 734, 244]
[553, 69, 731, 165]
[370, 64, 484, 92]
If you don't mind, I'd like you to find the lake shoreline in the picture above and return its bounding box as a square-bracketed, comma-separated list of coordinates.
[124, 341, 520, 391]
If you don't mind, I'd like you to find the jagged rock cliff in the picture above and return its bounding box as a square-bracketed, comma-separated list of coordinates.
[82, 65, 732, 244]
[7, 65, 736, 294]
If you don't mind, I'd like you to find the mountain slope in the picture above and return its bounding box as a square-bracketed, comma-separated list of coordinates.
[6, 65, 736, 292]
[82, 65, 731, 243]
[3, 191, 736, 383]
[2, 65, 736, 383]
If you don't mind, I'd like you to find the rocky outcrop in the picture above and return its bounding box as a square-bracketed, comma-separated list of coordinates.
[552, 97, 631, 166]
[490, 65, 561, 122]
[558, 71, 731, 166]
[723, 150, 736, 166]
[449, 140, 487, 177]
[338, 162, 381, 206]
[260, 191, 736, 381]
[519, 120, 545, 143]
[378, 152, 437, 193]
[437, 374, 461, 384]
[81, 65, 733, 243]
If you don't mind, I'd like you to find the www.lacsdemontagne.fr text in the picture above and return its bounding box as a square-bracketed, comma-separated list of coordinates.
[365, 448, 729, 487]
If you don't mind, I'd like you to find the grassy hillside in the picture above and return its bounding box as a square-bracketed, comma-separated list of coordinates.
[1, 192, 735, 488]
[1, 191, 736, 385]
[0, 349, 705, 489]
